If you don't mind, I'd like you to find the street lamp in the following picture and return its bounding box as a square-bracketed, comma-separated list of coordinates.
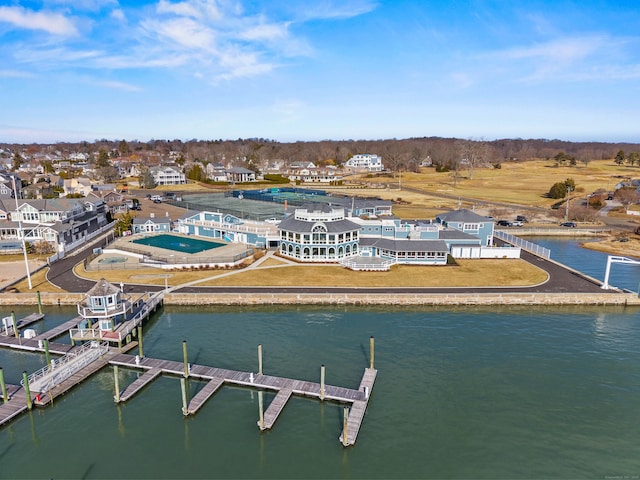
[11, 175, 32, 290]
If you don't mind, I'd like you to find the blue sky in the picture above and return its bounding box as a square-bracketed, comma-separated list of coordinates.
[1, 0, 640, 144]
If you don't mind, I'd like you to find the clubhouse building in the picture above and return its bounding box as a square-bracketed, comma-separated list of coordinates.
[175, 202, 520, 270]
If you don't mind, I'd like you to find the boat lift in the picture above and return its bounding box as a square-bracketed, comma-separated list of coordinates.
[602, 255, 640, 290]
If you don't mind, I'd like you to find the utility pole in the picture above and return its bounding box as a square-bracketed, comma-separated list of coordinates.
[565, 187, 572, 222]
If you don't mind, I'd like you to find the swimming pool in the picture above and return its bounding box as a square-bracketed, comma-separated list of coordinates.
[132, 234, 225, 254]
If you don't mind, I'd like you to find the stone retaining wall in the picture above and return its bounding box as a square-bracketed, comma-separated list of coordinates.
[1, 291, 638, 307]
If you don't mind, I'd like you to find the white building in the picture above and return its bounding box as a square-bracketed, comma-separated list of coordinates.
[150, 166, 186, 186]
[345, 154, 384, 172]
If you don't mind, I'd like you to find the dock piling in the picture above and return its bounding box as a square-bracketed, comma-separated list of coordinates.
[0, 367, 7, 404]
[11, 312, 18, 339]
[44, 339, 51, 367]
[36, 291, 43, 315]
[342, 407, 349, 447]
[182, 340, 189, 378]
[257, 344, 263, 376]
[137, 326, 143, 358]
[258, 390, 265, 430]
[113, 365, 120, 402]
[180, 378, 188, 416]
[369, 336, 375, 370]
[22, 371, 32, 410]
[320, 364, 325, 400]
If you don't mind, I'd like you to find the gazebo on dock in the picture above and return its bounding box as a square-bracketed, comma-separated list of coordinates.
[77, 278, 133, 332]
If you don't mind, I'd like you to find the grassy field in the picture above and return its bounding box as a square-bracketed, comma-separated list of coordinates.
[327, 159, 639, 217]
[55, 256, 547, 289]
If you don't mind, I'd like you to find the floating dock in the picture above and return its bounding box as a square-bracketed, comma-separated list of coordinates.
[1, 313, 45, 337]
[1, 304, 376, 446]
[108, 352, 376, 446]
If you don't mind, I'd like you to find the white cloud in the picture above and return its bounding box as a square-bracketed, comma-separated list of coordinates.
[0, 6, 78, 36]
[110, 9, 126, 21]
[294, 0, 378, 21]
[481, 35, 639, 83]
[156, 0, 222, 20]
[499, 36, 605, 63]
[95, 80, 142, 91]
[43, 0, 119, 11]
[144, 17, 217, 51]
[0, 69, 34, 78]
[239, 22, 289, 42]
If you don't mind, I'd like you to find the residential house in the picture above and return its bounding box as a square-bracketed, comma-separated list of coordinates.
[150, 165, 186, 186]
[0, 197, 110, 253]
[132, 215, 171, 234]
[226, 167, 256, 183]
[63, 177, 93, 197]
[344, 154, 384, 172]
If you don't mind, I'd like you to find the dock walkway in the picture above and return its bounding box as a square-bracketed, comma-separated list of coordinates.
[0, 385, 28, 427]
[118, 367, 162, 402]
[0, 335, 74, 355]
[33, 317, 82, 341]
[109, 353, 376, 446]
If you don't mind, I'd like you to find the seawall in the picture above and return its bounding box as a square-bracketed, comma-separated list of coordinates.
[1, 291, 639, 307]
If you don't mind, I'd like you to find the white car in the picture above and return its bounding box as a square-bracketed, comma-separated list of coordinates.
[511, 220, 524, 227]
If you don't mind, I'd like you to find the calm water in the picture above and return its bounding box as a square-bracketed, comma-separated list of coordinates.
[531, 236, 640, 292]
[0, 241, 639, 479]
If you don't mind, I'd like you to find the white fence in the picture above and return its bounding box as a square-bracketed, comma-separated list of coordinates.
[494, 231, 551, 259]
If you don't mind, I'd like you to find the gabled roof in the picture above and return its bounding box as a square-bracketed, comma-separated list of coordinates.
[85, 278, 120, 297]
[436, 208, 492, 224]
[133, 216, 171, 225]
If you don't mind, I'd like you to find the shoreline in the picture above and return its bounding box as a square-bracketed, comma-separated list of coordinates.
[1, 291, 639, 306]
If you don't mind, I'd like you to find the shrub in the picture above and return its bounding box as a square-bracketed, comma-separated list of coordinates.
[548, 182, 568, 199]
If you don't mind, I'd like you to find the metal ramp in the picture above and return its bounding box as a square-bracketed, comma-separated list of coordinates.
[22, 341, 109, 393]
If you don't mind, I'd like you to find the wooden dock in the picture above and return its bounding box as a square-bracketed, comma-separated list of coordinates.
[33, 317, 82, 341]
[0, 335, 74, 355]
[187, 377, 225, 415]
[109, 353, 377, 446]
[1, 313, 45, 337]
[0, 385, 29, 427]
[262, 387, 293, 430]
[118, 367, 162, 402]
[339, 368, 377, 446]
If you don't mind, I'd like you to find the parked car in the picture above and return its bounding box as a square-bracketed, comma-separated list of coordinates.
[515, 215, 528, 223]
[560, 221, 577, 228]
[511, 220, 524, 227]
[497, 220, 513, 227]
[153, 199, 162, 204]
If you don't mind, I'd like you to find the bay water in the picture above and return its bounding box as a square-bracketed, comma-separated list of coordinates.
[0, 239, 639, 479]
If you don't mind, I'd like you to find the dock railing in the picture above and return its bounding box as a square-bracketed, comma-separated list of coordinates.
[494, 230, 551, 259]
[22, 341, 109, 392]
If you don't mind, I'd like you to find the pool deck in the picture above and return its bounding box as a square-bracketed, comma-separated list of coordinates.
[93, 233, 252, 269]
